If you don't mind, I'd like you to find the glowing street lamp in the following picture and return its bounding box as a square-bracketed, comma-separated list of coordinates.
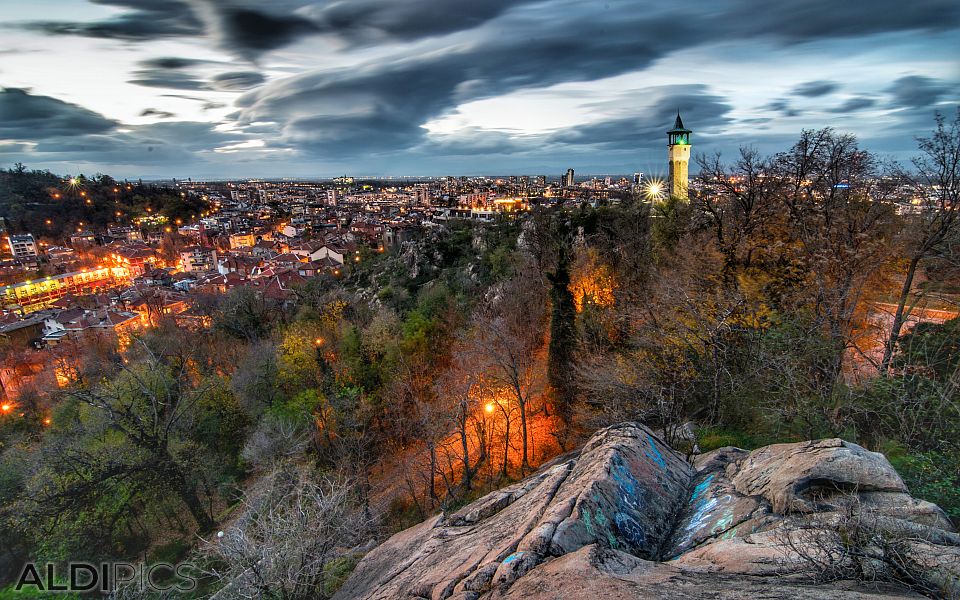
[485, 402, 495, 414]
[0, 403, 12, 414]
[645, 180, 664, 201]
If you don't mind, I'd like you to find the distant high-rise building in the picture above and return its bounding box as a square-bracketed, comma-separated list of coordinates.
[414, 185, 431, 206]
[326, 189, 339, 206]
[8, 233, 38, 261]
[633, 172, 643, 186]
[667, 112, 692, 200]
[536, 175, 546, 188]
[565, 168, 575, 187]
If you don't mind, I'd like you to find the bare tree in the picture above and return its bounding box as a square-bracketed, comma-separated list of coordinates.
[777, 494, 960, 599]
[466, 274, 547, 475]
[207, 464, 372, 600]
[881, 109, 960, 373]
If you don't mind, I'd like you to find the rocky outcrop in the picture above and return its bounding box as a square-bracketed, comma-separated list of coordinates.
[334, 423, 959, 600]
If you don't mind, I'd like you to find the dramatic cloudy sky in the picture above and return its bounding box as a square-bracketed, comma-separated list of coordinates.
[0, 0, 958, 178]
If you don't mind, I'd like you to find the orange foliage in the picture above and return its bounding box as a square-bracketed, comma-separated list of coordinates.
[569, 255, 617, 313]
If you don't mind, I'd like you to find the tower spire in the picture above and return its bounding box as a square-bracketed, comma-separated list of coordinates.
[667, 113, 692, 200]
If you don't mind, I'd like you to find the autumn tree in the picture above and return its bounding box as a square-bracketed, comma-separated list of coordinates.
[467, 271, 547, 475]
[881, 109, 960, 373]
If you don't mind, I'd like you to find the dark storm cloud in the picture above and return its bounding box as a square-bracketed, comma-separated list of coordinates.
[726, 0, 960, 41]
[304, 0, 537, 42]
[234, 0, 959, 160]
[422, 128, 536, 157]
[792, 81, 839, 98]
[140, 108, 176, 118]
[550, 87, 733, 151]
[764, 100, 800, 118]
[211, 71, 266, 91]
[828, 97, 877, 113]
[237, 8, 703, 156]
[215, 7, 318, 55]
[19, 120, 255, 168]
[129, 69, 211, 91]
[886, 76, 952, 108]
[0, 88, 117, 141]
[140, 57, 210, 70]
[26, 0, 202, 40]
[130, 57, 264, 92]
[22, 0, 319, 59]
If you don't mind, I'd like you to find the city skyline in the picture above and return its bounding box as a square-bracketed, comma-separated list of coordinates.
[0, 0, 958, 178]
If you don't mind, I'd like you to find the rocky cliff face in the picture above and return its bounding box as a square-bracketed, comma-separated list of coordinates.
[334, 423, 959, 599]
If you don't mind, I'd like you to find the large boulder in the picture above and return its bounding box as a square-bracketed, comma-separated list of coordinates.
[334, 423, 959, 600]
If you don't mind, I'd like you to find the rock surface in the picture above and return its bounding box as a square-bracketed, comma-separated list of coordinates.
[334, 423, 959, 600]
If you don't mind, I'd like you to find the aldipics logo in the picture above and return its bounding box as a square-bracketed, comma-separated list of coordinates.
[14, 562, 197, 594]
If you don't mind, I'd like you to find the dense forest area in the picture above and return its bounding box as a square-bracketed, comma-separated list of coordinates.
[0, 112, 958, 598]
[0, 165, 206, 239]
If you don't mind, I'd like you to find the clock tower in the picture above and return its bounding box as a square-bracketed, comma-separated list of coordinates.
[667, 112, 692, 200]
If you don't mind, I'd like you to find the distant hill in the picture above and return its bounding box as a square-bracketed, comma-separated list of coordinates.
[0, 164, 208, 241]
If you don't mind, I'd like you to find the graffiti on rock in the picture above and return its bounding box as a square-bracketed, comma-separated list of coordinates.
[644, 434, 667, 470]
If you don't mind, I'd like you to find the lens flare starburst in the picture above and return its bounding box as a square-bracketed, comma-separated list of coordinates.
[644, 177, 666, 201]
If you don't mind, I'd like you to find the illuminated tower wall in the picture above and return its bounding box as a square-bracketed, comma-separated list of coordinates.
[667, 113, 692, 200]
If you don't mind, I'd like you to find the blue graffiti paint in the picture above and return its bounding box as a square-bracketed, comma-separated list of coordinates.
[690, 474, 715, 503]
[644, 435, 667, 469]
[614, 511, 646, 547]
[502, 551, 524, 565]
[594, 509, 618, 548]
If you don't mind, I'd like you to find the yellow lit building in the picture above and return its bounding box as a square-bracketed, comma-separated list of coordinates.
[667, 112, 692, 200]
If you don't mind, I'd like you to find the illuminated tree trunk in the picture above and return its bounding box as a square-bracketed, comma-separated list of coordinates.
[881, 255, 921, 374]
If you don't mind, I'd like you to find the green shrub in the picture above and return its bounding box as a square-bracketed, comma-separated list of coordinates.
[888, 446, 960, 524]
[697, 428, 761, 452]
[322, 554, 363, 597]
